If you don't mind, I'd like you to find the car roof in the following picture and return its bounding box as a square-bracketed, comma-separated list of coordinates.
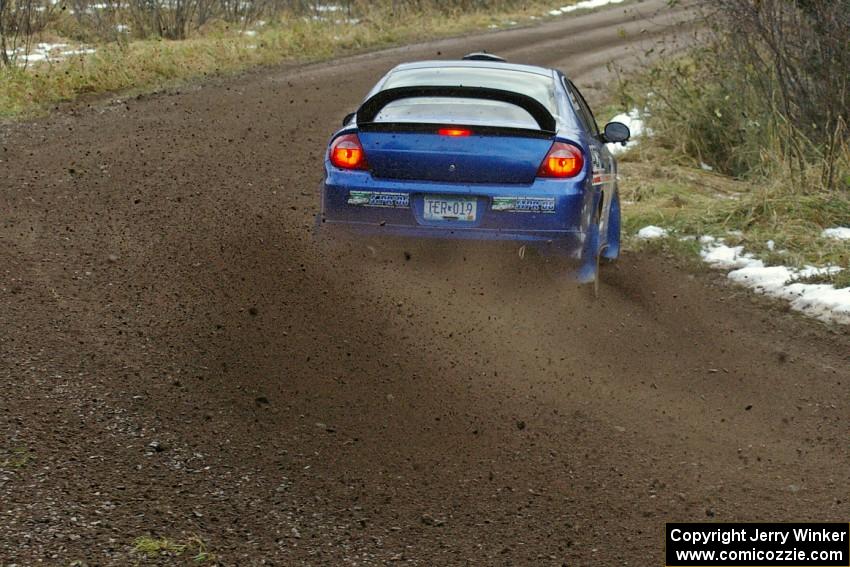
[389, 60, 556, 78]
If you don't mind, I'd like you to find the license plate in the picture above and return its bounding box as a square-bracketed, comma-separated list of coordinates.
[423, 196, 477, 222]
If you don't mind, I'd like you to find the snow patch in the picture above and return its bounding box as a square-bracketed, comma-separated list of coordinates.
[695, 236, 849, 324]
[822, 227, 850, 241]
[637, 225, 668, 239]
[700, 243, 763, 270]
[727, 265, 796, 295]
[782, 283, 850, 324]
[550, 0, 627, 15]
[14, 42, 96, 65]
[633, 225, 849, 323]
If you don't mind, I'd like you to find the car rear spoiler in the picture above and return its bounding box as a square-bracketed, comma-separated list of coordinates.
[355, 86, 557, 135]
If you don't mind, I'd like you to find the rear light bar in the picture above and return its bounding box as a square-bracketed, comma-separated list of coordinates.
[437, 127, 472, 137]
[537, 142, 584, 178]
[329, 133, 368, 170]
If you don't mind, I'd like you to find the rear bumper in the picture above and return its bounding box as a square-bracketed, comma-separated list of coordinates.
[320, 218, 587, 257]
[320, 168, 595, 257]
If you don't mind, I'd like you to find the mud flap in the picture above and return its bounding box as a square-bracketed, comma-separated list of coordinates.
[574, 219, 602, 297]
[601, 192, 621, 262]
[574, 183, 604, 295]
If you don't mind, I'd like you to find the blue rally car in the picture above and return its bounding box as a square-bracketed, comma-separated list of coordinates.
[320, 53, 630, 285]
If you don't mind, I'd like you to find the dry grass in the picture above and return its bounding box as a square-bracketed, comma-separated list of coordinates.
[611, 23, 850, 289]
[619, 152, 850, 286]
[0, 447, 32, 468]
[1, 2, 563, 117]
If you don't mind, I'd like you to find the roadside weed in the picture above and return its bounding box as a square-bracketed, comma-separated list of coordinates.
[0, 447, 32, 468]
[132, 534, 216, 563]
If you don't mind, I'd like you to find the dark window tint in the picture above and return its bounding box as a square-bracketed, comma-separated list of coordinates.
[375, 97, 539, 129]
[382, 67, 557, 114]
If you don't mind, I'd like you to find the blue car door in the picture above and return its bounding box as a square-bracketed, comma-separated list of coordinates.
[563, 77, 616, 235]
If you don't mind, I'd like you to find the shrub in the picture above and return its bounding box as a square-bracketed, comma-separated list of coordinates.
[620, 0, 849, 193]
[0, 0, 58, 66]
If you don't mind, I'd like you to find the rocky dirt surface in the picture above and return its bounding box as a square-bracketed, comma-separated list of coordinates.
[1, 0, 848, 565]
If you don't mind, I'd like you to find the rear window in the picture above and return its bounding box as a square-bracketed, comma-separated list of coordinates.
[374, 97, 539, 129]
[381, 67, 557, 114]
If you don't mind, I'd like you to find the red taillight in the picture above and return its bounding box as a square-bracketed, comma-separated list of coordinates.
[537, 142, 584, 178]
[330, 133, 368, 170]
[438, 127, 472, 137]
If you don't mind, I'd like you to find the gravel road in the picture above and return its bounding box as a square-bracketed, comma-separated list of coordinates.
[1, 1, 848, 564]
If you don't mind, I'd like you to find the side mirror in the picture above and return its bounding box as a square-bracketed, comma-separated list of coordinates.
[342, 112, 356, 126]
[602, 121, 630, 144]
